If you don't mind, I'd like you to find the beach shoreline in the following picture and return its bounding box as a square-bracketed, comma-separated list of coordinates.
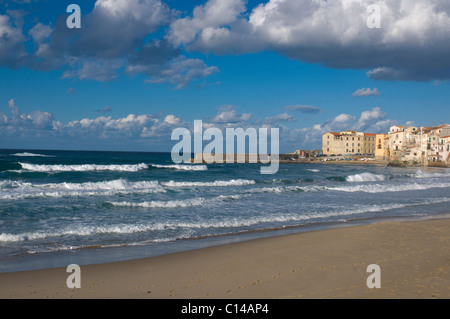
[1, 216, 449, 299]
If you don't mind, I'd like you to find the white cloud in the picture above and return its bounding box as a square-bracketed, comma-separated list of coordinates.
[352, 88, 381, 97]
[62, 58, 124, 82]
[354, 107, 387, 131]
[3, 0, 218, 88]
[167, 0, 246, 46]
[142, 55, 219, 89]
[0, 13, 27, 67]
[28, 23, 52, 44]
[1, 99, 54, 131]
[259, 112, 296, 125]
[170, 0, 450, 82]
[210, 108, 252, 124]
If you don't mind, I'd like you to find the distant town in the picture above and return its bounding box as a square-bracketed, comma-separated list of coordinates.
[284, 124, 450, 167]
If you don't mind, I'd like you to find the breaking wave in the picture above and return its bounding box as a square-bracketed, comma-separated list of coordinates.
[19, 163, 149, 172]
[3, 197, 449, 244]
[346, 172, 387, 182]
[11, 152, 54, 157]
[0, 179, 165, 200]
[150, 164, 208, 171]
[161, 179, 255, 187]
[108, 194, 250, 209]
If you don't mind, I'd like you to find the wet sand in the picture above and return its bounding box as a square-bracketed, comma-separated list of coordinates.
[0, 218, 449, 299]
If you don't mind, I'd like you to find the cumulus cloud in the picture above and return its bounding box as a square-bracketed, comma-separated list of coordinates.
[170, 0, 450, 82]
[0, 12, 27, 68]
[2, 0, 219, 88]
[210, 105, 252, 124]
[167, 0, 247, 46]
[353, 107, 387, 131]
[141, 55, 219, 89]
[0, 99, 183, 145]
[352, 88, 381, 97]
[0, 99, 54, 133]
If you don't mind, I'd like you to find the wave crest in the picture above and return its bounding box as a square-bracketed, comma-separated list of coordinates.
[19, 163, 149, 172]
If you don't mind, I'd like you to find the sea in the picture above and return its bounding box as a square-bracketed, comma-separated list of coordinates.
[1, 149, 450, 273]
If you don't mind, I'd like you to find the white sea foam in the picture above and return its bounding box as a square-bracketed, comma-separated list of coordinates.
[0, 179, 165, 200]
[11, 152, 54, 157]
[109, 198, 206, 208]
[327, 182, 450, 193]
[245, 180, 450, 195]
[108, 194, 250, 209]
[307, 169, 320, 172]
[3, 197, 449, 243]
[414, 169, 450, 179]
[161, 179, 255, 187]
[150, 164, 208, 171]
[246, 186, 306, 193]
[346, 172, 386, 182]
[19, 163, 149, 172]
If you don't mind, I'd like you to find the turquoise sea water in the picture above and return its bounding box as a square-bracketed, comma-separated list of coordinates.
[1, 149, 450, 272]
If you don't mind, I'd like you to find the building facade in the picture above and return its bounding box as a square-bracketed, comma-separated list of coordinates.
[322, 130, 376, 156]
[375, 133, 389, 160]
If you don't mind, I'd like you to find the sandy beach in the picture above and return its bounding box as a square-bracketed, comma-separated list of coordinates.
[1, 217, 449, 299]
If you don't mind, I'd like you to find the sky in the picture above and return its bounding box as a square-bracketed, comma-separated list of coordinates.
[0, 0, 449, 153]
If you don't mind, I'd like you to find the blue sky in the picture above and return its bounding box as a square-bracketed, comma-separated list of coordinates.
[1, 0, 449, 152]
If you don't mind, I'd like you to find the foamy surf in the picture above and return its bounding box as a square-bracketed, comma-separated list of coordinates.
[19, 163, 149, 172]
[414, 169, 450, 179]
[3, 197, 449, 244]
[108, 194, 250, 209]
[108, 198, 206, 208]
[0, 179, 166, 200]
[161, 179, 255, 187]
[345, 172, 386, 182]
[11, 152, 55, 157]
[150, 164, 208, 171]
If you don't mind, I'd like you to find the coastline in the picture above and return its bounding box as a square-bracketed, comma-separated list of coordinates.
[1, 216, 449, 299]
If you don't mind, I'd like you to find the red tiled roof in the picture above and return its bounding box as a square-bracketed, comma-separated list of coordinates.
[364, 133, 376, 136]
[327, 132, 341, 136]
[422, 125, 448, 131]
